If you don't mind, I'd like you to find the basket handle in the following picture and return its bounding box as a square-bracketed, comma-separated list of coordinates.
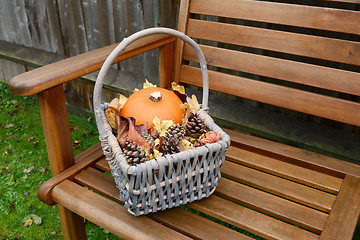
[94, 27, 209, 136]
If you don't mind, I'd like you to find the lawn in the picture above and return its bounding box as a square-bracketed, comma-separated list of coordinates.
[0, 82, 122, 240]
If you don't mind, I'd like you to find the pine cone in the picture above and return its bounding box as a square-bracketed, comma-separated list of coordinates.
[159, 124, 185, 155]
[165, 124, 185, 139]
[140, 132, 155, 149]
[185, 113, 207, 138]
[160, 137, 182, 155]
[123, 141, 149, 166]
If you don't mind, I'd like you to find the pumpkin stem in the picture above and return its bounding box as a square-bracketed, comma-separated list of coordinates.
[149, 91, 162, 102]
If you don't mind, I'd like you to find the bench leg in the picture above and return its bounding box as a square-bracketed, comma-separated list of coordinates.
[59, 204, 87, 240]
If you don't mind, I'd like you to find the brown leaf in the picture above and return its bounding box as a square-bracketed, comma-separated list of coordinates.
[9, 134, 17, 138]
[199, 131, 221, 145]
[7, 149, 13, 155]
[129, 117, 148, 134]
[69, 128, 76, 133]
[29, 205, 35, 212]
[23, 166, 34, 173]
[26, 136, 35, 141]
[116, 116, 129, 148]
[8, 203, 15, 212]
[4, 123, 14, 129]
[127, 118, 151, 152]
[87, 117, 92, 123]
[171, 82, 187, 103]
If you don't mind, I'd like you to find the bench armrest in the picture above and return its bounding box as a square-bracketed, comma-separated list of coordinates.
[9, 34, 176, 96]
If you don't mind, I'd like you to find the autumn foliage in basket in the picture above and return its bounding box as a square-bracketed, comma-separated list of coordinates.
[105, 80, 221, 166]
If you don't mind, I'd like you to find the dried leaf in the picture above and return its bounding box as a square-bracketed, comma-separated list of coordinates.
[199, 131, 221, 145]
[8, 203, 15, 212]
[7, 149, 13, 155]
[143, 79, 157, 89]
[29, 205, 35, 212]
[152, 116, 175, 137]
[149, 149, 163, 160]
[9, 134, 17, 138]
[23, 166, 34, 173]
[128, 117, 148, 134]
[39, 167, 49, 173]
[116, 116, 129, 148]
[24, 191, 30, 196]
[171, 82, 187, 103]
[23, 218, 33, 227]
[180, 95, 200, 124]
[106, 94, 128, 129]
[30, 214, 42, 225]
[4, 123, 14, 129]
[105, 108, 117, 129]
[87, 117, 92, 123]
[26, 136, 35, 141]
[182, 139, 194, 150]
[127, 119, 151, 152]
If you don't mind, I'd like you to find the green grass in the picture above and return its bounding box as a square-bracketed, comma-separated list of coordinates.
[0, 82, 121, 240]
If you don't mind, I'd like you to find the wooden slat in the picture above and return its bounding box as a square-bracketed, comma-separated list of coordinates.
[189, 0, 360, 35]
[189, 195, 319, 240]
[226, 129, 360, 178]
[180, 65, 360, 126]
[38, 143, 104, 205]
[173, 0, 191, 83]
[9, 34, 176, 96]
[320, 175, 360, 240]
[52, 180, 191, 240]
[221, 161, 336, 212]
[150, 208, 254, 240]
[226, 146, 343, 194]
[94, 157, 109, 172]
[75, 167, 250, 239]
[159, 41, 175, 89]
[183, 44, 360, 96]
[216, 178, 327, 234]
[187, 19, 360, 66]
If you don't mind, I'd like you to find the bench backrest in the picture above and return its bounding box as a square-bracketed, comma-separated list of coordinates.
[174, 0, 360, 127]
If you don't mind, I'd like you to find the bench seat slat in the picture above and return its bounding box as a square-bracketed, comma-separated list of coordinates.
[180, 65, 360, 126]
[216, 178, 327, 234]
[187, 19, 360, 66]
[183, 44, 360, 96]
[226, 129, 360, 178]
[226, 146, 343, 194]
[189, 195, 319, 240]
[52, 180, 191, 240]
[221, 161, 336, 212]
[189, 0, 360, 35]
[75, 167, 252, 239]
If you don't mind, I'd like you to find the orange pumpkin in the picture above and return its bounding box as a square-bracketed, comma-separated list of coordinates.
[120, 87, 185, 129]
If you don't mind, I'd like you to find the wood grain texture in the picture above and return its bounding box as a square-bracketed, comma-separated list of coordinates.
[221, 161, 336, 212]
[173, 0, 191, 83]
[52, 180, 191, 240]
[216, 178, 328, 234]
[75, 167, 250, 239]
[159, 41, 175, 89]
[189, 0, 360, 35]
[189, 195, 319, 240]
[38, 143, 103, 205]
[37, 85, 74, 175]
[226, 128, 360, 178]
[180, 65, 360, 126]
[186, 19, 360, 65]
[183, 43, 360, 96]
[58, 204, 87, 240]
[320, 175, 360, 240]
[226, 146, 343, 194]
[9, 35, 176, 96]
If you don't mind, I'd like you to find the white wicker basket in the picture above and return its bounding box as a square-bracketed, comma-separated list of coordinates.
[94, 28, 231, 216]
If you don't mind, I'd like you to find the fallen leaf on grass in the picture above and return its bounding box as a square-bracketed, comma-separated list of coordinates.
[87, 117, 92, 123]
[4, 123, 15, 129]
[23, 166, 34, 173]
[23, 214, 42, 227]
[23, 218, 33, 227]
[26, 136, 35, 141]
[29, 205, 35, 212]
[39, 167, 49, 173]
[8, 203, 15, 212]
[7, 149, 13, 155]
[24, 191, 30, 196]
[9, 134, 17, 138]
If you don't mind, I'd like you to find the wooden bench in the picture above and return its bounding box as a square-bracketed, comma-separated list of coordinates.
[9, 0, 360, 239]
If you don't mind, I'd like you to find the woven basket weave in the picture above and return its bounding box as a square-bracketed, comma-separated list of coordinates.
[94, 28, 231, 216]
